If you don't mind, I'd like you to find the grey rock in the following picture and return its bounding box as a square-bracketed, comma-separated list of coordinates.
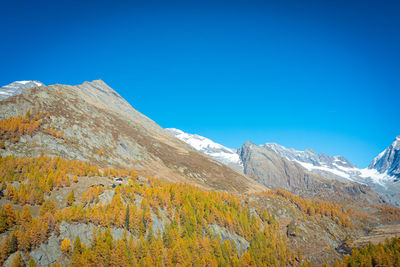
[99, 189, 114, 205]
[4, 251, 26, 267]
[210, 224, 249, 254]
[151, 209, 168, 235]
[30, 221, 132, 266]
[30, 235, 61, 267]
[237, 141, 384, 204]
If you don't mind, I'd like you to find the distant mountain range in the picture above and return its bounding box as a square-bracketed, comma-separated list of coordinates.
[0, 80, 44, 100]
[168, 129, 400, 205]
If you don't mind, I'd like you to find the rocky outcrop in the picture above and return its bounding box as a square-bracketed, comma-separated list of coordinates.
[29, 235, 61, 266]
[209, 224, 249, 254]
[30, 221, 131, 266]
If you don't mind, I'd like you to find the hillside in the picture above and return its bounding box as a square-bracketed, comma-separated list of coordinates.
[1, 154, 400, 266]
[0, 80, 263, 194]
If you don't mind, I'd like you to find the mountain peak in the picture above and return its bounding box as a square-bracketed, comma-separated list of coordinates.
[82, 79, 108, 87]
[243, 141, 255, 146]
[305, 148, 316, 154]
[368, 135, 400, 178]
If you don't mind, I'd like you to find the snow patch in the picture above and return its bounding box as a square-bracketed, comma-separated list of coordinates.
[166, 128, 243, 169]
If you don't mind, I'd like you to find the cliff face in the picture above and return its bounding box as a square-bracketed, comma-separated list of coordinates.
[238, 142, 384, 204]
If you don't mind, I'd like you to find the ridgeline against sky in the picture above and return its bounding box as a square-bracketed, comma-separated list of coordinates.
[1, 0, 399, 167]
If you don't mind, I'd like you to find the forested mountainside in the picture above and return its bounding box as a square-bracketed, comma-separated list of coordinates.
[0, 81, 400, 266]
[1, 154, 400, 266]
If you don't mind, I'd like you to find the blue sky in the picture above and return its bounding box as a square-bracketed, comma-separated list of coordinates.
[1, 0, 399, 167]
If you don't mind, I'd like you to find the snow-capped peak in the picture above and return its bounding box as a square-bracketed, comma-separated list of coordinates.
[0, 80, 45, 100]
[15, 81, 43, 86]
[263, 142, 356, 169]
[368, 135, 400, 179]
[262, 142, 397, 185]
[166, 128, 243, 172]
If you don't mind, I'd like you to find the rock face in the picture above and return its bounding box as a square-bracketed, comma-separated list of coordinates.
[0, 80, 264, 194]
[369, 136, 400, 179]
[239, 141, 313, 191]
[237, 142, 383, 204]
[265, 143, 356, 169]
[263, 143, 359, 182]
[0, 80, 44, 100]
[209, 224, 249, 254]
[30, 222, 130, 266]
[166, 128, 243, 172]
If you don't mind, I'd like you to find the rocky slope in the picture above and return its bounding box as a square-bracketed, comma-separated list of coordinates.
[0, 81, 44, 100]
[0, 79, 264, 194]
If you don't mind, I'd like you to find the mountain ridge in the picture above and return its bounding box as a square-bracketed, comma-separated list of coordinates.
[168, 128, 399, 205]
[168, 129, 385, 205]
[0, 80, 265, 194]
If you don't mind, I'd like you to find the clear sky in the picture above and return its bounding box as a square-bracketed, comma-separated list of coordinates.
[1, 0, 399, 167]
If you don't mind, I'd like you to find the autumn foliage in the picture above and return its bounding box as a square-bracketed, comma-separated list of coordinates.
[0, 154, 398, 266]
[0, 110, 42, 141]
[263, 189, 355, 228]
[0, 155, 101, 205]
[329, 237, 400, 267]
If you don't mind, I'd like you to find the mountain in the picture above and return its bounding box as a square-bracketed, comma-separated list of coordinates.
[369, 136, 400, 179]
[263, 143, 359, 182]
[264, 140, 400, 206]
[263, 143, 390, 184]
[168, 129, 384, 205]
[165, 128, 243, 172]
[238, 141, 383, 204]
[168, 128, 400, 206]
[0, 80, 44, 100]
[0, 79, 264, 194]
[1, 79, 400, 266]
